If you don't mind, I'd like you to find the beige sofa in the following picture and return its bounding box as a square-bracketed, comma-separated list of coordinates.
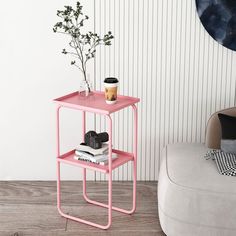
[158, 107, 236, 236]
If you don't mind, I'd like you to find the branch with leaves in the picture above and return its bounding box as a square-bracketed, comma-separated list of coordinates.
[53, 2, 114, 92]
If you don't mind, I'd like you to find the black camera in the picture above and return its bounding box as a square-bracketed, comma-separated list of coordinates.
[84, 131, 109, 149]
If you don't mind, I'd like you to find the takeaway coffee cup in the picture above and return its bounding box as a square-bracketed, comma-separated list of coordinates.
[104, 77, 119, 104]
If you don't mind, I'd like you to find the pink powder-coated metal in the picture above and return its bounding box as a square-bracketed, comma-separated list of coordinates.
[55, 91, 139, 229]
[54, 90, 140, 115]
[57, 149, 134, 173]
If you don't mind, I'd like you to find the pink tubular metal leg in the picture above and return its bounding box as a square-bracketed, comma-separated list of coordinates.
[83, 104, 138, 215]
[56, 105, 62, 213]
[56, 104, 138, 229]
[83, 114, 113, 228]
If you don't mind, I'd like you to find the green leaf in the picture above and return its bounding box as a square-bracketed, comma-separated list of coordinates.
[54, 1, 114, 62]
[62, 49, 67, 54]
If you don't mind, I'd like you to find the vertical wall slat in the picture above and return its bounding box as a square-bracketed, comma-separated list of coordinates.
[93, 0, 236, 181]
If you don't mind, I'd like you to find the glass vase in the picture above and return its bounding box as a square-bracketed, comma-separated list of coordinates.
[78, 74, 93, 97]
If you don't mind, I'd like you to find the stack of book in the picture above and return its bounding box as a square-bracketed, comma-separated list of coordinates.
[74, 143, 117, 166]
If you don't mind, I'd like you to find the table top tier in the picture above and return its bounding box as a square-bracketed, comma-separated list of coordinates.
[53, 91, 140, 115]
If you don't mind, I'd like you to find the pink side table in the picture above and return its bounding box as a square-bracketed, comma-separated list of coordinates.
[53, 91, 139, 229]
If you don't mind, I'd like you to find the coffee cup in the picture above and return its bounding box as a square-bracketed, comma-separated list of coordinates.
[104, 77, 119, 104]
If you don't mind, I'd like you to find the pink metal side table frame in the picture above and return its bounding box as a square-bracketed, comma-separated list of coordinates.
[54, 91, 139, 229]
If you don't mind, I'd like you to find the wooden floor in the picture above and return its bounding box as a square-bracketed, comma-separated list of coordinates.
[0, 181, 165, 236]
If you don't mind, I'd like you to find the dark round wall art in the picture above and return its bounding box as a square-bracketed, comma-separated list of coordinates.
[196, 0, 236, 51]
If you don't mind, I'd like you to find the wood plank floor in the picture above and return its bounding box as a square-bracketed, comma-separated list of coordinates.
[0, 181, 165, 236]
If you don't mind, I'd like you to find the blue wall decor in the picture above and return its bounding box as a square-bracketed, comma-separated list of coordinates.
[196, 0, 236, 51]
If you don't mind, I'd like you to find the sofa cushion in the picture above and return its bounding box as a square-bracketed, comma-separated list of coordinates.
[205, 107, 236, 149]
[166, 143, 236, 193]
[218, 113, 236, 154]
[158, 143, 236, 236]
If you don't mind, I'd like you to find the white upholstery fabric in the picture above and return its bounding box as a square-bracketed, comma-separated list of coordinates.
[158, 143, 236, 236]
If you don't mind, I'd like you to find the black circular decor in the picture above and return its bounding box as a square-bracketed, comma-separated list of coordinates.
[196, 0, 236, 51]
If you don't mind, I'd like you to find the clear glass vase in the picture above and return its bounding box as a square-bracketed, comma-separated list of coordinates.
[78, 75, 93, 97]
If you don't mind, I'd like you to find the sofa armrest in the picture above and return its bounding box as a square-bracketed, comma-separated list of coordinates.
[205, 107, 236, 149]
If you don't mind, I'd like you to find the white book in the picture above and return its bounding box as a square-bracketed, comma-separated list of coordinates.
[74, 153, 118, 166]
[75, 150, 94, 160]
[91, 153, 117, 162]
[75, 150, 117, 162]
[76, 143, 109, 156]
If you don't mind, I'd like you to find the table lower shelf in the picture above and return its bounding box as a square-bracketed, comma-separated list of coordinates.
[57, 149, 134, 173]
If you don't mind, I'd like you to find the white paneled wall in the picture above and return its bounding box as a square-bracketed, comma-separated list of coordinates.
[92, 0, 236, 181]
[1, 0, 234, 180]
